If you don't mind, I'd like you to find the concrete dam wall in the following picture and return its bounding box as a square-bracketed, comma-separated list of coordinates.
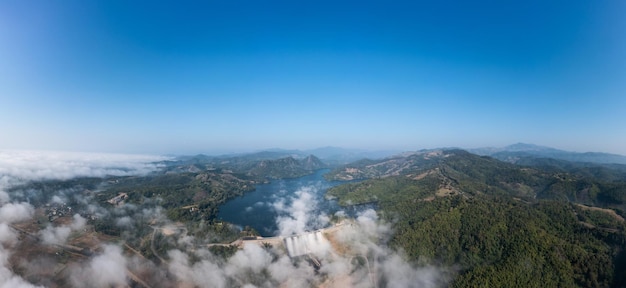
[283, 230, 331, 258]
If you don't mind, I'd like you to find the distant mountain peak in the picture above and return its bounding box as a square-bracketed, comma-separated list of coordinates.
[503, 143, 558, 152]
[470, 143, 626, 165]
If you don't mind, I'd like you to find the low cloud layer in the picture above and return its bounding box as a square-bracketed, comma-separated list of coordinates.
[162, 187, 448, 287]
[0, 151, 448, 287]
[273, 186, 329, 236]
[0, 201, 41, 287]
[0, 150, 168, 186]
[0, 202, 33, 224]
[39, 214, 86, 245]
[0, 150, 167, 287]
[69, 245, 128, 287]
[168, 243, 316, 288]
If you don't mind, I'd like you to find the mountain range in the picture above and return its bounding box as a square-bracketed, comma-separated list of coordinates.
[470, 143, 626, 165]
[326, 148, 626, 287]
[7, 143, 626, 287]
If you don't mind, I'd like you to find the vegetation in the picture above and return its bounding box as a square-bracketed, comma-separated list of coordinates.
[89, 154, 326, 243]
[98, 172, 255, 223]
[15, 148, 626, 286]
[167, 153, 327, 181]
[328, 175, 439, 206]
[327, 149, 626, 287]
[208, 245, 239, 259]
[471, 143, 626, 165]
[328, 149, 626, 210]
[391, 196, 626, 287]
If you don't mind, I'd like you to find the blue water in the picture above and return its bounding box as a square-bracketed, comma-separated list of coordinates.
[217, 169, 353, 236]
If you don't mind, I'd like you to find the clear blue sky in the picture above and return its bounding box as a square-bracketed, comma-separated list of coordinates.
[1, 0, 625, 155]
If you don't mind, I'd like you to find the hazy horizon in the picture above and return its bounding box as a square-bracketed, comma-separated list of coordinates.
[2, 141, 625, 159]
[2, 1, 625, 155]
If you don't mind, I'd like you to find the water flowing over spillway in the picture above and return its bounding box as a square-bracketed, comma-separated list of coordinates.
[283, 230, 331, 257]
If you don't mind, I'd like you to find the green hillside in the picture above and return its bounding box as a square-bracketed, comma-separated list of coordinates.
[170, 153, 327, 181]
[326, 149, 626, 287]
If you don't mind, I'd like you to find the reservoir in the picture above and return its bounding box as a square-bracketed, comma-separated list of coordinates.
[217, 169, 354, 237]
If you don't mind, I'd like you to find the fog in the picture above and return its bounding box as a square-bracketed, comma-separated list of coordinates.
[0, 196, 40, 287]
[69, 245, 128, 287]
[0, 150, 168, 184]
[0, 150, 449, 287]
[0, 150, 166, 288]
[273, 186, 330, 236]
[39, 214, 86, 245]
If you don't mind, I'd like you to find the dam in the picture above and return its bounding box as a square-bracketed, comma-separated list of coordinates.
[283, 230, 331, 258]
[219, 222, 349, 260]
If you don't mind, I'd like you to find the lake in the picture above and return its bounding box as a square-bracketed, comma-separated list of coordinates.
[217, 169, 362, 237]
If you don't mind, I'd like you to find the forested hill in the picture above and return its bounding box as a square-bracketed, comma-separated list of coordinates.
[327, 149, 626, 211]
[246, 155, 327, 179]
[470, 143, 626, 165]
[84, 153, 328, 242]
[167, 153, 328, 181]
[326, 149, 626, 287]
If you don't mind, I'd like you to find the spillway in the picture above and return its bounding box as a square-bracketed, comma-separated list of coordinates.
[283, 230, 330, 258]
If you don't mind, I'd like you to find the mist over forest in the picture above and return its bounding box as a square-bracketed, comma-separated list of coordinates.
[0, 145, 625, 287]
[2, 0, 625, 287]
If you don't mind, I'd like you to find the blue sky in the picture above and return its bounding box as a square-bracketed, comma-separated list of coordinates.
[1, 0, 625, 155]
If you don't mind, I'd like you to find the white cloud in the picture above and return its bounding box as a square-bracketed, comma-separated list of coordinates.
[50, 195, 64, 204]
[381, 254, 443, 288]
[0, 224, 16, 246]
[0, 200, 40, 287]
[0, 150, 449, 287]
[163, 198, 448, 287]
[0, 191, 8, 205]
[333, 209, 447, 287]
[0, 252, 43, 288]
[273, 186, 328, 236]
[0, 150, 169, 287]
[69, 245, 128, 287]
[39, 214, 87, 245]
[167, 244, 318, 288]
[70, 214, 86, 231]
[226, 244, 273, 275]
[0, 150, 169, 184]
[115, 216, 132, 228]
[0, 202, 33, 224]
[39, 226, 72, 246]
[168, 249, 228, 288]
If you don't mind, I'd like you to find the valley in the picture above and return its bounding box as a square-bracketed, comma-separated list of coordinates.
[2, 145, 626, 287]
